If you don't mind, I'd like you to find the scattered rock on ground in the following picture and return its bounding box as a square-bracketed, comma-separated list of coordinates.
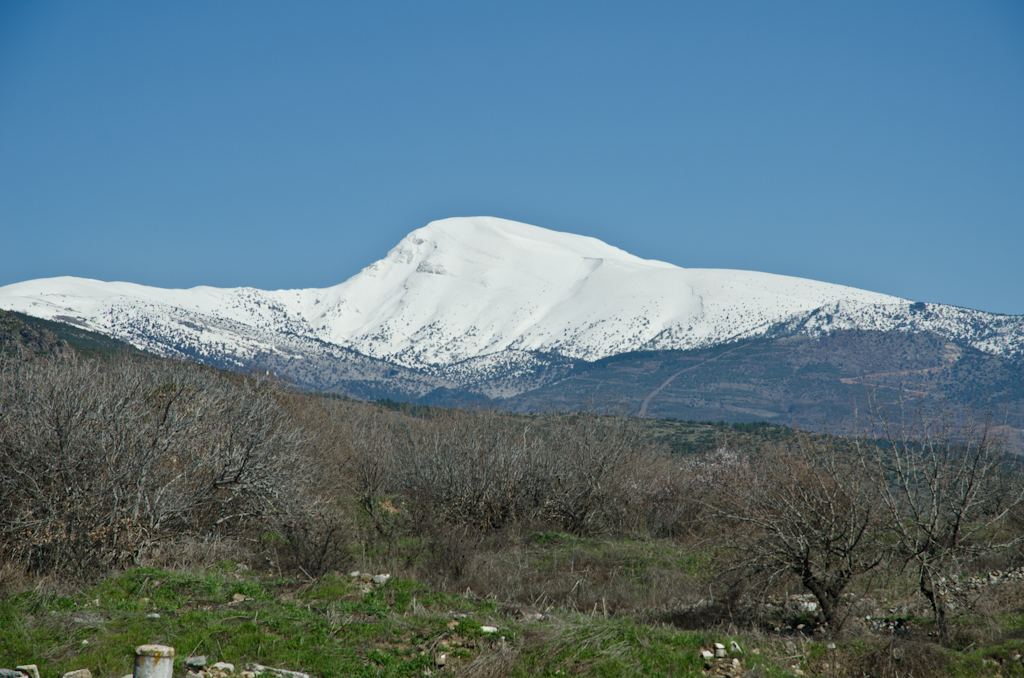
[247, 664, 310, 678]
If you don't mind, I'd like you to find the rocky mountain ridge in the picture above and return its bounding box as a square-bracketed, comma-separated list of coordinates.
[1, 217, 1022, 403]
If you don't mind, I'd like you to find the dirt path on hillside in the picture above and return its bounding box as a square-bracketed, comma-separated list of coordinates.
[638, 347, 740, 417]
[838, 345, 962, 396]
[839, 365, 945, 387]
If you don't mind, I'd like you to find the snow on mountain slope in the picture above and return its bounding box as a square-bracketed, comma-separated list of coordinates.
[1, 217, 1022, 393]
[318, 217, 903, 365]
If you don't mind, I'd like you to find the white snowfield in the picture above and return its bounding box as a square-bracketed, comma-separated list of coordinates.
[1, 217, 1022, 376]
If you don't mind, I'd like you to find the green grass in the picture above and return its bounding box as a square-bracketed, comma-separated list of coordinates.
[518, 532, 715, 603]
[0, 568, 507, 678]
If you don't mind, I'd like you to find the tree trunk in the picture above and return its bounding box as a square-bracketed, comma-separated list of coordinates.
[920, 566, 948, 642]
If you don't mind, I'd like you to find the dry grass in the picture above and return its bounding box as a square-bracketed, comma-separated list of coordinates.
[455, 637, 518, 678]
[851, 639, 951, 678]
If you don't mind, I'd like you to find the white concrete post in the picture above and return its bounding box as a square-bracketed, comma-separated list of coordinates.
[134, 645, 174, 678]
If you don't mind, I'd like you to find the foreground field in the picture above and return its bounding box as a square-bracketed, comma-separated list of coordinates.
[3, 538, 1024, 678]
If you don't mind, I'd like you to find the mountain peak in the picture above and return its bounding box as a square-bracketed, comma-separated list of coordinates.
[406, 216, 650, 266]
[362, 217, 680, 287]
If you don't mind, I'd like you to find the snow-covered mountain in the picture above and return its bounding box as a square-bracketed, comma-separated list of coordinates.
[2, 217, 1022, 398]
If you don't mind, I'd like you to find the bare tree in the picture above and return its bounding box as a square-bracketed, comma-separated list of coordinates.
[866, 402, 1024, 640]
[711, 437, 888, 633]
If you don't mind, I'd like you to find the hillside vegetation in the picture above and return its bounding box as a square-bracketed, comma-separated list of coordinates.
[2, 314, 1024, 678]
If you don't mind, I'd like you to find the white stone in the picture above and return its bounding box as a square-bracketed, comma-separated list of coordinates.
[481, 625, 498, 633]
[246, 665, 309, 678]
[372, 574, 391, 585]
[210, 664, 235, 673]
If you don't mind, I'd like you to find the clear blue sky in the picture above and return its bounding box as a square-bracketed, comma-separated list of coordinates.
[2, 1, 1022, 314]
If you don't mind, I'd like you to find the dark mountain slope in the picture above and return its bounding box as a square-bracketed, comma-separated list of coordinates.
[4, 309, 142, 358]
[1, 309, 73, 360]
[503, 330, 1024, 432]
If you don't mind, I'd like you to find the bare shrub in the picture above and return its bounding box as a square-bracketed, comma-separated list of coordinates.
[299, 398, 399, 526]
[390, 409, 552, 531]
[364, 407, 677, 539]
[666, 447, 748, 540]
[409, 519, 488, 589]
[276, 508, 354, 579]
[135, 534, 257, 572]
[539, 411, 658, 536]
[0, 354, 309, 577]
[851, 639, 950, 678]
